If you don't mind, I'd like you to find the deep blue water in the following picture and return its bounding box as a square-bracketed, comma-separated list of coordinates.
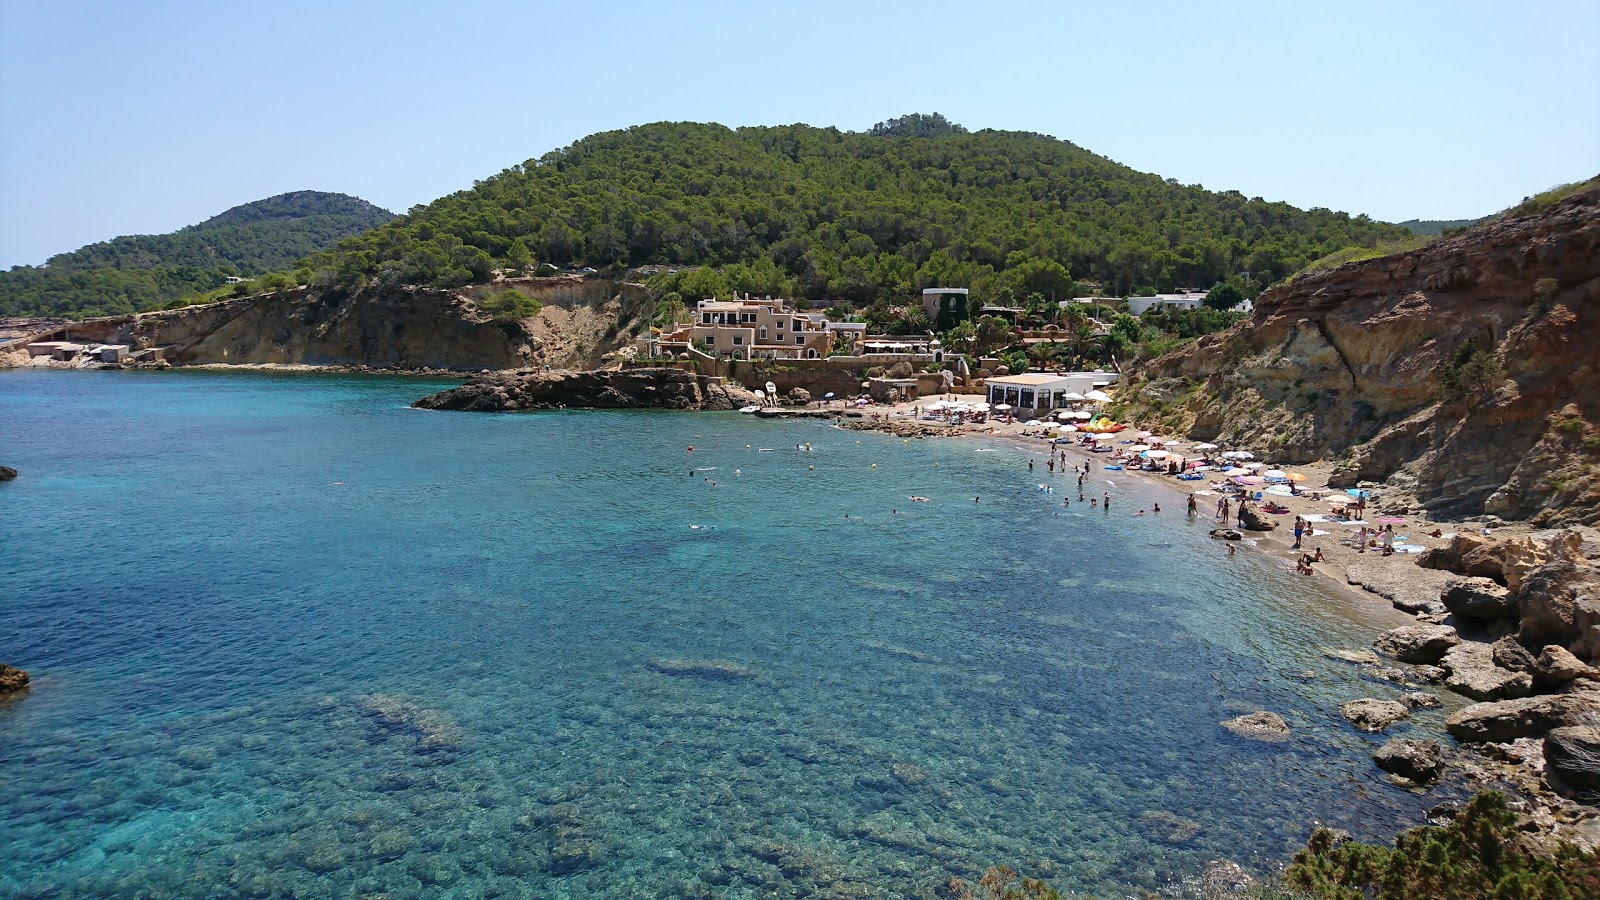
[1, 369, 1454, 898]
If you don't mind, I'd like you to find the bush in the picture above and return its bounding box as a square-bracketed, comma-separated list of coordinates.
[1284, 791, 1600, 899]
[479, 288, 542, 321]
[1439, 338, 1504, 401]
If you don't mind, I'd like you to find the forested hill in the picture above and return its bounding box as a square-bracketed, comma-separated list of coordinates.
[305, 117, 1409, 303]
[0, 191, 393, 318]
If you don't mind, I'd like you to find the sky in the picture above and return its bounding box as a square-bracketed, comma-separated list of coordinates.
[1, 0, 1597, 268]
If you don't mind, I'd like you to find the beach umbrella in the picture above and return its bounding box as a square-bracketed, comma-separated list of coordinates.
[1062, 392, 1086, 401]
[1022, 420, 1045, 428]
[994, 403, 1012, 410]
[1142, 450, 1171, 459]
[1241, 462, 1264, 470]
[1233, 451, 1255, 460]
[1235, 475, 1265, 485]
[1055, 410, 1074, 420]
[1286, 472, 1307, 482]
[1135, 431, 1153, 438]
[1191, 442, 1218, 451]
[753, 390, 765, 399]
[1085, 390, 1114, 403]
[1264, 469, 1288, 478]
[824, 392, 835, 399]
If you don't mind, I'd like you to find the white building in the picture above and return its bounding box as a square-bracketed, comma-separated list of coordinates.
[1127, 291, 1209, 316]
[985, 371, 1120, 413]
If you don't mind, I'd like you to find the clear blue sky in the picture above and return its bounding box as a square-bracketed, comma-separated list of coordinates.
[2, 0, 1596, 268]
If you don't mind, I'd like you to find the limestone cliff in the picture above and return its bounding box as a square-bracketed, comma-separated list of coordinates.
[412, 368, 759, 412]
[1, 277, 648, 372]
[1117, 187, 1600, 525]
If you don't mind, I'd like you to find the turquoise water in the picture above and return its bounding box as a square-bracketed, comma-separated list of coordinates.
[1, 370, 1453, 898]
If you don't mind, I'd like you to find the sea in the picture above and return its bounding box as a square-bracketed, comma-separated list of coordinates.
[0, 369, 1458, 898]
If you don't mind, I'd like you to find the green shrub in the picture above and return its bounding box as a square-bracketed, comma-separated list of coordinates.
[1556, 418, 1585, 435]
[480, 288, 542, 321]
[1284, 791, 1600, 899]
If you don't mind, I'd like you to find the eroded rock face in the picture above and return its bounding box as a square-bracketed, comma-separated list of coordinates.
[0, 664, 29, 694]
[1517, 559, 1600, 662]
[1114, 188, 1600, 525]
[1373, 738, 1444, 784]
[1374, 624, 1461, 664]
[1340, 698, 1411, 733]
[413, 368, 760, 412]
[1221, 711, 1290, 742]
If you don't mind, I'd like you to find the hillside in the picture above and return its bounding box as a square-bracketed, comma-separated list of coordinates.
[303, 117, 1410, 302]
[1115, 185, 1600, 525]
[1396, 218, 1481, 236]
[0, 191, 394, 318]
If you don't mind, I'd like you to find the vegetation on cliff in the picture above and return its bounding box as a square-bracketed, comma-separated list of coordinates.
[0, 191, 394, 318]
[302, 116, 1409, 303]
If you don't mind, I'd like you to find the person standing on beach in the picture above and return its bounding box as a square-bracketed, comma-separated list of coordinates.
[1293, 516, 1304, 549]
[1187, 494, 1197, 516]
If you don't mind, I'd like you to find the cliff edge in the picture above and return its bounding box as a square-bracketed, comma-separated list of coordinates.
[1117, 186, 1600, 525]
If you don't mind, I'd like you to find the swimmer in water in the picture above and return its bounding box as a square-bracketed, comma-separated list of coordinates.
[1153, 503, 1160, 513]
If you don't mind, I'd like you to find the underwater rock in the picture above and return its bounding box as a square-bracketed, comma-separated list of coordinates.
[0, 663, 29, 694]
[1209, 528, 1243, 541]
[646, 658, 756, 682]
[1372, 738, 1444, 784]
[1340, 698, 1411, 732]
[1402, 691, 1443, 709]
[1138, 809, 1203, 844]
[359, 694, 464, 755]
[1220, 711, 1290, 742]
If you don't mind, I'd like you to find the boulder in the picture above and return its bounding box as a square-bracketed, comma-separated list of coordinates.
[1534, 645, 1597, 684]
[1221, 711, 1290, 742]
[1544, 726, 1600, 796]
[992, 365, 1010, 377]
[1402, 691, 1443, 709]
[786, 387, 811, 404]
[1445, 694, 1598, 743]
[1374, 624, 1461, 664]
[1460, 536, 1558, 593]
[1340, 698, 1411, 732]
[1419, 532, 1492, 573]
[865, 366, 885, 378]
[1491, 636, 1538, 674]
[1372, 738, 1444, 784]
[1441, 643, 1534, 701]
[1442, 577, 1518, 620]
[0, 466, 16, 482]
[1209, 529, 1243, 541]
[1517, 559, 1600, 661]
[1237, 505, 1278, 532]
[0, 664, 28, 694]
[886, 361, 915, 379]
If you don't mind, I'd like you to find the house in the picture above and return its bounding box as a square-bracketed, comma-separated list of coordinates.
[1127, 290, 1209, 317]
[921, 287, 970, 326]
[985, 371, 1121, 414]
[638, 295, 833, 360]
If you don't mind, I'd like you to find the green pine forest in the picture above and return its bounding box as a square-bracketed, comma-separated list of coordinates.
[301, 115, 1410, 305]
[0, 191, 394, 318]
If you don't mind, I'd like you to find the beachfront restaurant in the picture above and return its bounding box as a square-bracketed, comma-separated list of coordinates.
[985, 373, 1100, 416]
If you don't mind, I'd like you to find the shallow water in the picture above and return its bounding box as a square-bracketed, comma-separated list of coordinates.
[1, 370, 1453, 898]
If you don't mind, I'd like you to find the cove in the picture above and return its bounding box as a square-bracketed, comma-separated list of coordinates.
[0, 369, 1456, 898]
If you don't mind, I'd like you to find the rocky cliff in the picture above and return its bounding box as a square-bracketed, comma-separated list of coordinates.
[1, 277, 648, 372]
[412, 368, 759, 412]
[1118, 187, 1600, 525]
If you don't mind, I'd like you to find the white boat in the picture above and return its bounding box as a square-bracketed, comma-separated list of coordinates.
[739, 405, 760, 413]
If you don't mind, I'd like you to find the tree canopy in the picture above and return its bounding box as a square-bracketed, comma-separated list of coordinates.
[0, 191, 393, 318]
[301, 119, 1410, 304]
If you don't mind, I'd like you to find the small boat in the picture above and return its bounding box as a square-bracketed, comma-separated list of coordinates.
[739, 406, 760, 414]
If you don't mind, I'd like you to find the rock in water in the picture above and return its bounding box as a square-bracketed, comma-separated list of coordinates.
[1445, 694, 1599, 743]
[1209, 528, 1243, 541]
[1372, 738, 1444, 784]
[1340, 698, 1411, 732]
[412, 367, 760, 412]
[1220, 711, 1290, 742]
[1373, 624, 1461, 664]
[1544, 726, 1600, 796]
[1237, 505, 1278, 532]
[0, 664, 29, 694]
[0, 466, 16, 482]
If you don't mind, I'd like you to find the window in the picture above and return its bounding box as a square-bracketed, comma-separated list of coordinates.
[796, 335, 804, 345]
[702, 314, 711, 324]
[776, 320, 784, 330]
[759, 328, 767, 340]
[732, 335, 743, 345]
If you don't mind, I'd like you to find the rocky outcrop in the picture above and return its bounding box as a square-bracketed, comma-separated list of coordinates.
[413, 368, 759, 412]
[1441, 642, 1534, 701]
[2, 278, 648, 373]
[1237, 505, 1278, 532]
[1544, 726, 1600, 797]
[1517, 557, 1600, 660]
[1445, 694, 1600, 743]
[1116, 187, 1600, 525]
[0, 664, 31, 694]
[1220, 711, 1290, 742]
[1443, 576, 1518, 620]
[1340, 698, 1411, 732]
[1373, 738, 1444, 784]
[0, 466, 16, 482]
[1374, 624, 1460, 663]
